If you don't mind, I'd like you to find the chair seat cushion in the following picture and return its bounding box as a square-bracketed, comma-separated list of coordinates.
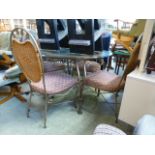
[93, 124, 126, 135]
[31, 72, 77, 94]
[77, 60, 101, 73]
[85, 71, 124, 92]
[44, 61, 65, 72]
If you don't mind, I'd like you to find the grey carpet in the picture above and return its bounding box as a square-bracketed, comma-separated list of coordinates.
[0, 84, 128, 135]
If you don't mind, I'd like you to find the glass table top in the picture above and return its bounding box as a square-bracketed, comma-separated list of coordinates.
[40, 48, 113, 60]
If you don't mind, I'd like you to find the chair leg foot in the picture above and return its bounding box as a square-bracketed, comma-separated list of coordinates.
[27, 91, 32, 118]
[97, 89, 100, 97]
[114, 92, 119, 123]
[77, 99, 83, 114]
[27, 108, 30, 118]
[73, 102, 77, 108]
[44, 123, 47, 128]
[43, 94, 48, 129]
[115, 117, 118, 123]
[77, 107, 83, 114]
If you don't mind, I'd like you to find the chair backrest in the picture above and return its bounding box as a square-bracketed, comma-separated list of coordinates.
[129, 19, 146, 37]
[121, 35, 143, 83]
[10, 28, 43, 83]
[36, 19, 60, 50]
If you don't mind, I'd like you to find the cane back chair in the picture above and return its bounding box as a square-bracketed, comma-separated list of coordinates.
[79, 36, 142, 122]
[10, 28, 79, 128]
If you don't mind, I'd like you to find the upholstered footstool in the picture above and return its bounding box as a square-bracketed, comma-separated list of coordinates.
[93, 124, 126, 135]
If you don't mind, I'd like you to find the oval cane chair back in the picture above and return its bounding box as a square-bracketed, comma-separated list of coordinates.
[10, 28, 44, 83]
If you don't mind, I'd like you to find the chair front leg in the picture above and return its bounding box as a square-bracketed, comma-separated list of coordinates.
[97, 89, 100, 97]
[43, 93, 49, 128]
[27, 88, 33, 118]
[77, 81, 84, 114]
[114, 91, 119, 123]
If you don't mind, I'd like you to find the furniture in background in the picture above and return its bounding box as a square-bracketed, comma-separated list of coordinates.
[41, 48, 108, 80]
[67, 19, 105, 55]
[100, 32, 112, 70]
[36, 19, 68, 50]
[146, 35, 155, 74]
[67, 19, 105, 73]
[0, 64, 27, 104]
[112, 33, 143, 74]
[80, 40, 142, 122]
[112, 19, 146, 53]
[0, 32, 15, 68]
[113, 50, 130, 74]
[36, 19, 68, 72]
[0, 31, 27, 104]
[10, 28, 79, 128]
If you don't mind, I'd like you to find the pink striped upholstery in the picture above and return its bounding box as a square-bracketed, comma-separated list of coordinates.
[93, 124, 126, 135]
[85, 71, 125, 92]
[44, 61, 65, 72]
[31, 71, 77, 94]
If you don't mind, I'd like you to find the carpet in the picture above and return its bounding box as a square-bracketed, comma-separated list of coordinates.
[0, 84, 127, 135]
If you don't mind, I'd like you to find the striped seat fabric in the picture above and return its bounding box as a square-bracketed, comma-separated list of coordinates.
[93, 124, 126, 135]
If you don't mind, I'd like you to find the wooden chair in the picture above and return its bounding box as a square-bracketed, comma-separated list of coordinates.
[112, 19, 146, 54]
[112, 33, 143, 74]
[10, 28, 79, 128]
[0, 65, 27, 105]
[79, 37, 142, 122]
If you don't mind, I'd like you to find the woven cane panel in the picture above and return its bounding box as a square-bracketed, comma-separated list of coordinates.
[12, 40, 42, 82]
